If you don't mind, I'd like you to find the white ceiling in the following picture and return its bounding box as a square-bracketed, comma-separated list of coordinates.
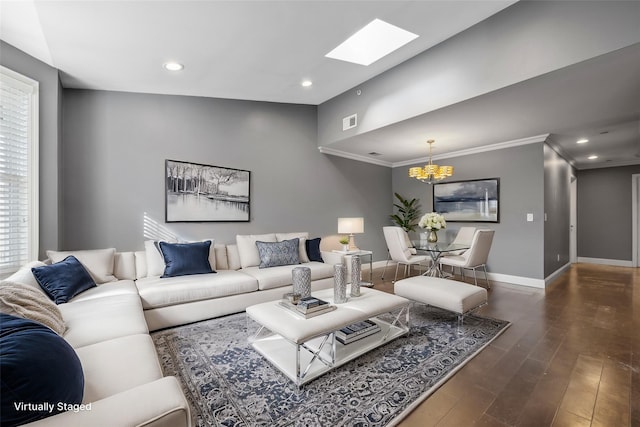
[1, 0, 639, 170]
[0, 0, 515, 104]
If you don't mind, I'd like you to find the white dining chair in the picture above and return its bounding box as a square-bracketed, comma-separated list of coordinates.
[444, 226, 477, 257]
[381, 228, 418, 280]
[439, 229, 494, 288]
[382, 226, 430, 283]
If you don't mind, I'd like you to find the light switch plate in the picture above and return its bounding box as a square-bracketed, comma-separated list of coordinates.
[526, 213, 534, 222]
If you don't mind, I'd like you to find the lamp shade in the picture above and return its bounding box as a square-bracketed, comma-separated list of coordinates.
[338, 217, 364, 234]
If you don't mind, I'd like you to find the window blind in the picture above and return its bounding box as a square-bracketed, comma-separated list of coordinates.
[0, 67, 38, 276]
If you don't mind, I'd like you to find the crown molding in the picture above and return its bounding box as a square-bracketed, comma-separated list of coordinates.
[544, 135, 576, 167]
[575, 158, 640, 170]
[319, 133, 551, 168]
[392, 134, 550, 168]
[318, 146, 393, 167]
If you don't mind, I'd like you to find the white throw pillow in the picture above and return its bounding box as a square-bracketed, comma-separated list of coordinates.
[276, 232, 310, 263]
[236, 234, 277, 269]
[6, 261, 47, 291]
[144, 240, 167, 277]
[47, 248, 116, 284]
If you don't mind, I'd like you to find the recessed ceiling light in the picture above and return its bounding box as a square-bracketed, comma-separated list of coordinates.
[325, 19, 419, 66]
[301, 80, 313, 87]
[163, 62, 184, 71]
[576, 138, 588, 144]
[588, 155, 598, 160]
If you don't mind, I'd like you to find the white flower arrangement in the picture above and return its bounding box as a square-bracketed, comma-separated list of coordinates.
[418, 212, 446, 230]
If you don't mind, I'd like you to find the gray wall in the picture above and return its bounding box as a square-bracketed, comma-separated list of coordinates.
[392, 142, 545, 280]
[318, 1, 640, 146]
[543, 144, 573, 276]
[0, 41, 61, 258]
[577, 165, 640, 261]
[61, 89, 392, 258]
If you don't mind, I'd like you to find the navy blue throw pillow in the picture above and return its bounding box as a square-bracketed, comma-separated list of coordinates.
[31, 256, 97, 304]
[0, 313, 84, 426]
[305, 237, 323, 262]
[159, 241, 215, 278]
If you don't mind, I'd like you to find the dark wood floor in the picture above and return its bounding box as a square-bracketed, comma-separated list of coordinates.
[373, 263, 639, 427]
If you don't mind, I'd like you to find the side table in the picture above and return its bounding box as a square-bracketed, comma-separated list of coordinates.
[332, 250, 374, 287]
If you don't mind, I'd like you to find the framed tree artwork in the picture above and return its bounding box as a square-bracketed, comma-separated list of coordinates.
[165, 159, 250, 222]
[433, 178, 500, 223]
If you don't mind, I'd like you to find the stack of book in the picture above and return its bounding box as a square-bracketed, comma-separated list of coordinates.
[278, 296, 336, 318]
[335, 320, 381, 345]
[296, 297, 330, 314]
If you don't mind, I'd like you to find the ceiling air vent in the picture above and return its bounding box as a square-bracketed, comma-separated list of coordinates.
[368, 152, 382, 156]
[342, 114, 357, 131]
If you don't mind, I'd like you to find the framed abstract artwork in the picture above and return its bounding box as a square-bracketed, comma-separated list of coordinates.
[165, 159, 250, 222]
[433, 178, 500, 223]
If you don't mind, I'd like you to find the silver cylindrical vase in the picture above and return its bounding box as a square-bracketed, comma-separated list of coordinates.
[333, 263, 347, 304]
[350, 255, 361, 297]
[292, 266, 312, 298]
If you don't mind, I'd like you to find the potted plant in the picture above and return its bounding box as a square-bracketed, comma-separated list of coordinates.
[339, 236, 350, 251]
[389, 193, 421, 232]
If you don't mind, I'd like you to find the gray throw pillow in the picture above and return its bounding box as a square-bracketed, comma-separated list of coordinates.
[255, 238, 300, 268]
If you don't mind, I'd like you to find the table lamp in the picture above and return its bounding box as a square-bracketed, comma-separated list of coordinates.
[337, 217, 364, 251]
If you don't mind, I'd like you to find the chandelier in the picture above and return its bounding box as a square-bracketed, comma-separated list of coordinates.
[408, 139, 453, 183]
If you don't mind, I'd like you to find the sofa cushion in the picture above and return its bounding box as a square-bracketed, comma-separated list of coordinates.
[159, 241, 215, 278]
[276, 232, 310, 263]
[59, 294, 148, 348]
[114, 251, 136, 280]
[236, 233, 277, 268]
[0, 280, 66, 335]
[5, 260, 47, 291]
[136, 270, 259, 309]
[255, 238, 300, 268]
[305, 237, 324, 262]
[0, 314, 84, 426]
[241, 261, 335, 291]
[47, 248, 117, 284]
[68, 280, 139, 303]
[226, 244, 242, 270]
[75, 334, 163, 403]
[32, 256, 97, 304]
[144, 240, 167, 277]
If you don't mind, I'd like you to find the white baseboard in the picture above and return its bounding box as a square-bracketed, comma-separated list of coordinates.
[372, 260, 389, 269]
[545, 262, 571, 286]
[378, 260, 547, 289]
[486, 272, 545, 289]
[577, 257, 634, 267]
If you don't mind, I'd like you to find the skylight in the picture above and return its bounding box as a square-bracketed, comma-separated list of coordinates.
[325, 19, 419, 66]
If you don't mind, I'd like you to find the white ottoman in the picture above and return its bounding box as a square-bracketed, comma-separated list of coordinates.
[394, 276, 487, 317]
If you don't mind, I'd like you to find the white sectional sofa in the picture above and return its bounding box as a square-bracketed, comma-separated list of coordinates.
[1, 232, 344, 426]
[2, 257, 191, 427]
[135, 233, 341, 331]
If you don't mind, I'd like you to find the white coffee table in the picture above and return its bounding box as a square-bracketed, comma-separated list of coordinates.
[246, 287, 410, 386]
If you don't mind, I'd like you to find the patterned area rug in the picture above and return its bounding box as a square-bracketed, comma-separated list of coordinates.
[152, 305, 509, 426]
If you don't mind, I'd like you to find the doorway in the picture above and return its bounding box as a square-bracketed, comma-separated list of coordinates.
[633, 174, 639, 267]
[570, 175, 577, 263]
